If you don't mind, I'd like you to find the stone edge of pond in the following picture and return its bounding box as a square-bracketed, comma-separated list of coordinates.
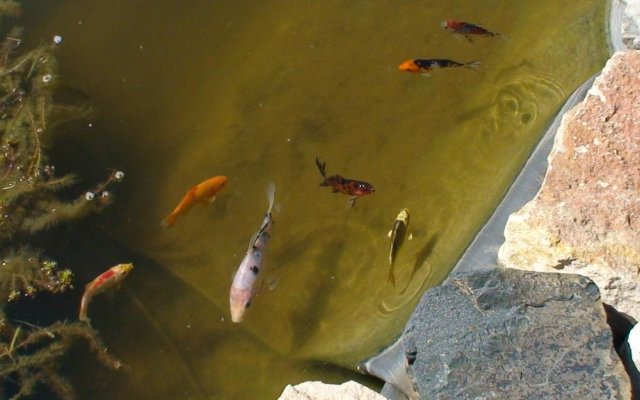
[276, 1, 640, 399]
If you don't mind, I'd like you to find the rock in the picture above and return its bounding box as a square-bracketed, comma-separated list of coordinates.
[630, 325, 640, 368]
[619, 322, 640, 396]
[401, 268, 630, 399]
[498, 50, 640, 321]
[622, 0, 640, 49]
[277, 381, 385, 400]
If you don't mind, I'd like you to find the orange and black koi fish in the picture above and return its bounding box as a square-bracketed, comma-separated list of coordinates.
[398, 59, 481, 74]
[441, 20, 502, 42]
[315, 157, 374, 207]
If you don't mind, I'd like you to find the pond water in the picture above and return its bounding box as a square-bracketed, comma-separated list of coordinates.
[19, 0, 608, 398]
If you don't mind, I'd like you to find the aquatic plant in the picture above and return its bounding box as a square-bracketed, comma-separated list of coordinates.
[0, 3, 124, 398]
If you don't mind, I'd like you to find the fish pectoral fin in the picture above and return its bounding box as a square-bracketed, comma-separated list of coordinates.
[331, 188, 340, 193]
[420, 72, 431, 77]
[408, 233, 413, 240]
[267, 276, 279, 291]
[206, 195, 217, 204]
[387, 230, 392, 239]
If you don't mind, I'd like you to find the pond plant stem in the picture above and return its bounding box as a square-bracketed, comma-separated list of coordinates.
[0, 2, 125, 399]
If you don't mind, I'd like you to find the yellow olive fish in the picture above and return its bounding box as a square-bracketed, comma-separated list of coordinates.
[387, 209, 412, 287]
[79, 263, 134, 323]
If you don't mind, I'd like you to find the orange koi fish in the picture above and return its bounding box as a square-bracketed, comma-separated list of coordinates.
[441, 20, 502, 42]
[79, 263, 134, 323]
[162, 175, 228, 228]
[398, 59, 480, 74]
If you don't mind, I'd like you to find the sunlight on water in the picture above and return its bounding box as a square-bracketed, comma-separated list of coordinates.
[21, 0, 608, 398]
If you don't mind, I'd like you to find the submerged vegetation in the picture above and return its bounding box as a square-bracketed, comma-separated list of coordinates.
[0, 1, 123, 398]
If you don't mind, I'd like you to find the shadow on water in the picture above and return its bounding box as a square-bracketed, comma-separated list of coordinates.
[400, 234, 438, 295]
[287, 238, 345, 350]
[31, 224, 369, 399]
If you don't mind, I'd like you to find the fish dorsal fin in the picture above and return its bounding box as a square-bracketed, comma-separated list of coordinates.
[266, 182, 276, 213]
[246, 232, 259, 252]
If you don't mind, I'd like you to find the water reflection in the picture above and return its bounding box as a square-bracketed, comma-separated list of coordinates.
[19, 0, 609, 398]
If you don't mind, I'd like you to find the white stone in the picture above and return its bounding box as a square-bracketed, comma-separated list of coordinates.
[623, 0, 640, 49]
[278, 381, 385, 400]
[628, 323, 640, 368]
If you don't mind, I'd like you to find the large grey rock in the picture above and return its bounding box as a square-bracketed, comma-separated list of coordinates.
[402, 268, 630, 399]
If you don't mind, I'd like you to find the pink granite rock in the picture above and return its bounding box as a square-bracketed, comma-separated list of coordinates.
[499, 50, 640, 320]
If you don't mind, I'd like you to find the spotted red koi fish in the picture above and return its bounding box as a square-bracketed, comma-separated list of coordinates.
[441, 20, 502, 42]
[315, 157, 374, 207]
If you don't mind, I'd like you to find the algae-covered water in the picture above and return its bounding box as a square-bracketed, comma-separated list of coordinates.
[19, 0, 608, 398]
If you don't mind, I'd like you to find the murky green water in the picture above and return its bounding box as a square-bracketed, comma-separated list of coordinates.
[19, 0, 608, 398]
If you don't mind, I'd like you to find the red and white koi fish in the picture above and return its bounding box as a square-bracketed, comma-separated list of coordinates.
[441, 20, 502, 42]
[162, 175, 228, 228]
[79, 263, 134, 323]
[229, 183, 276, 323]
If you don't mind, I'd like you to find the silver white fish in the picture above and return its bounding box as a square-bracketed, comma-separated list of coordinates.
[229, 183, 276, 323]
[387, 208, 412, 287]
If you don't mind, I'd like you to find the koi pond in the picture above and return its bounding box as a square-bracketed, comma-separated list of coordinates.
[18, 0, 608, 398]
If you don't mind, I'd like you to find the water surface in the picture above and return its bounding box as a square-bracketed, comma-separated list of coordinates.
[21, 0, 608, 398]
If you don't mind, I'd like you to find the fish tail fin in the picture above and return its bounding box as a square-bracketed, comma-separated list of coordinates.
[79, 296, 91, 324]
[388, 269, 396, 287]
[161, 213, 178, 228]
[315, 157, 327, 179]
[266, 182, 276, 213]
[463, 60, 481, 71]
